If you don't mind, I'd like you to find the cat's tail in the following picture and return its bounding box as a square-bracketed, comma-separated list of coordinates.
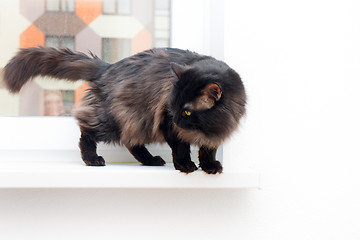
[2, 47, 109, 93]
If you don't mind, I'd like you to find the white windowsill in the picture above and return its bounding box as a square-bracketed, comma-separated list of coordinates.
[0, 157, 259, 189]
[0, 117, 260, 189]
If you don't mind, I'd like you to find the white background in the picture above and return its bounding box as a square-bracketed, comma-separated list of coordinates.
[223, 0, 360, 239]
[1, 0, 360, 239]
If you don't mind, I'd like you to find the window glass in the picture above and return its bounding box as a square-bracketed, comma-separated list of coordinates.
[46, 0, 60, 11]
[117, 0, 131, 15]
[102, 38, 131, 63]
[154, 0, 170, 48]
[46, 0, 75, 12]
[0, 0, 171, 116]
[46, 36, 75, 50]
[103, 0, 131, 15]
[103, 0, 116, 14]
[62, 0, 75, 12]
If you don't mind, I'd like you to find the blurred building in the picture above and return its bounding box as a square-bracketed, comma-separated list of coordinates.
[0, 0, 171, 116]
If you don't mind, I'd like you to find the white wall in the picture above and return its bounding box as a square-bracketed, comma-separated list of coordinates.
[1, 0, 360, 239]
[224, 0, 360, 239]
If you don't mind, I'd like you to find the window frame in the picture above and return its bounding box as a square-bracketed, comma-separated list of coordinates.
[102, 0, 132, 16]
[45, 0, 75, 13]
[0, 0, 226, 166]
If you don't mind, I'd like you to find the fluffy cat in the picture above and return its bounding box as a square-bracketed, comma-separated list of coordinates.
[3, 47, 246, 174]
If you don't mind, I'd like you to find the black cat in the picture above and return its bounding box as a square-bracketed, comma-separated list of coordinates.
[3, 47, 246, 174]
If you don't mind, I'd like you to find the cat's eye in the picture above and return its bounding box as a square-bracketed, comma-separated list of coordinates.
[182, 110, 192, 116]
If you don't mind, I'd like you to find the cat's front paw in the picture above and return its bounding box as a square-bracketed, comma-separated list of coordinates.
[84, 156, 106, 166]
[143, 156, 166, 166]
[200, 160, 223, 174]
[174, 161, 198, 173]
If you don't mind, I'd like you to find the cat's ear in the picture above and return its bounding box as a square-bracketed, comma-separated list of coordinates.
[170, 62, 190, 80]
[202, 83, 222, 101]
[185, 83, 222, 111]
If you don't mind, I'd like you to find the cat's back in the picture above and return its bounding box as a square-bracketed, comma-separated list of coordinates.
[105, 48, 206, 146]
[112, 48, 211, 73]
[149, 47, 207, 59]
[145, 48, 212, 65]
[103, 48, 213, 103]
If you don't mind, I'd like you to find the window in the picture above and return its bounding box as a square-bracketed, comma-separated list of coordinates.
[102, 38, 131, 63]
[45, 36, 75, 50]
[154, 0, 170, 47]
[103, 0, 131, 15]
[46, 0, 75, 12]
[0, 0, 171, 117]
[43, 36, 75, 116]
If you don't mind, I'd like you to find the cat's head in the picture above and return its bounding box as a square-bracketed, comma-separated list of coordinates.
[168, 59, 246, 145]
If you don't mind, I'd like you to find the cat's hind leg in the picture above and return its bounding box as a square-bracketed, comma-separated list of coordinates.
[79, 131, 105, 166]
[126, 145, 166, 166]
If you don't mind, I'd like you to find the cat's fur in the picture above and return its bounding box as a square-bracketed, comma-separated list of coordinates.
[3, 47, 246, 174]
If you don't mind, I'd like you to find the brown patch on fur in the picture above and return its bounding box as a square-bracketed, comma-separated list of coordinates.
[183, 83, 222, 111]
[173, 125, 224, 149]
[203, 83, 222, 101]
[184, 95, 215, 111]
[110, 77, 174, 147]
[73, 101, 100, 130]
